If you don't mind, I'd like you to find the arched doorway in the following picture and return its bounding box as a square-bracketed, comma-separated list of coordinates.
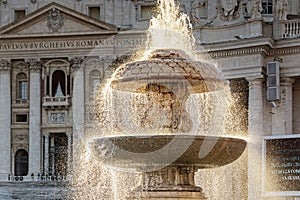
[15, 149, 28, 176]
[52, 70, 66, 97]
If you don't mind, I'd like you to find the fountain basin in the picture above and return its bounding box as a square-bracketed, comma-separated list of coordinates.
[89, 135, 246, 170]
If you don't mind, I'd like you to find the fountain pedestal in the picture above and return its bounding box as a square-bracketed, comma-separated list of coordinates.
[140, 191, 207, 200]
[138, 166, 207, 200]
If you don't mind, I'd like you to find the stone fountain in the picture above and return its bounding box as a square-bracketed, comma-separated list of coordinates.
[89, 49, 247, 200]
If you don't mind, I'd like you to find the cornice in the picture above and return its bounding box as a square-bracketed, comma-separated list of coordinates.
[197, 37, 274, 59]
[269, 46, 300, 56]
[206, 46, 270, 59]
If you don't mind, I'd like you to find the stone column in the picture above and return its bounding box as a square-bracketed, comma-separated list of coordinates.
[271, 77, 295, 135]
[66, 131, 72, 175]
[28, 59, 42, 176]
[0, 60, 11, 180]
[70, 57, 85, 169]
[43, 133, 49, 175]
[247, 78, 265, 200]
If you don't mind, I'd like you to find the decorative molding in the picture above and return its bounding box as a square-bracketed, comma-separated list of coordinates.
[49, 112, 66, 124]
[12, 61, 28, 72]
[47, 8, 64, 32]
[13, 144, 29, 154]
[15, 134, 27, 142]
[0, 60, 11, 73]
[27, 59, 42, 73]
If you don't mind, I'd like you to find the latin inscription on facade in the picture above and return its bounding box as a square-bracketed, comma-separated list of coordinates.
[49, 112, 66, 124]
[264, 137, 300, 192]
[0, 38, 146, 51]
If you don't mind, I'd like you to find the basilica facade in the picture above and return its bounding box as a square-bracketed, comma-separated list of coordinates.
[0, 0, 299, 199]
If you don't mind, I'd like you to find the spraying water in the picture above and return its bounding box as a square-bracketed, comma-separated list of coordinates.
[71, 0, 248, 199]
[144, 0, 195, 57]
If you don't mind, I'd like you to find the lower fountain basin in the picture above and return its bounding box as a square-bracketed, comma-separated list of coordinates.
[89, 135, 246, 170]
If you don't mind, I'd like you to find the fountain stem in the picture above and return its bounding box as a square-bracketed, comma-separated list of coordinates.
[138, 166, 207, 200]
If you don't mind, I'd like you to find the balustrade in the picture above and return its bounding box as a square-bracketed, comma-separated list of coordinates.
[280, 19, 300, 38]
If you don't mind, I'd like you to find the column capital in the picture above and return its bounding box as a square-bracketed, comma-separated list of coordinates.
[281, 77, 295, 87]
[69, 57, 84, 72]
[0, 60, 11, 73]
[66, 131, 72, 138]
[43, 132, 50, 137]
[246, 78, 264, 87]
[27, 58, 42, 73]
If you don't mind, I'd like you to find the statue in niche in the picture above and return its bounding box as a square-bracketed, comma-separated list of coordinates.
[250, 0, 263, 19]
[190, 0, 206, 26]
[221, 0, 238, 21]
[277, 0, 288, 20]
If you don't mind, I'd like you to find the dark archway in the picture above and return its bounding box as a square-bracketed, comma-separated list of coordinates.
[52, 70, 66, 97]
[14, 149, 28, 176]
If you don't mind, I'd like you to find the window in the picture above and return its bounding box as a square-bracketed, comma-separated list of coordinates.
[19, 81, 28, 99]
[92, 78, 101, 95]
[90, 70, 101, 99]
[52, 70, 66, 97]
[14, 10, 26, 21]
[16, 114, 28, 123]
[262, 0, 273, 14]
[140, 5, 155, 19]
[88, 6, 100, 20]
[16, 73, 28, 101]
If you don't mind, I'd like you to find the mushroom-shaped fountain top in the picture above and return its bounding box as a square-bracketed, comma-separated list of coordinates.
[109, 49, 228, 94]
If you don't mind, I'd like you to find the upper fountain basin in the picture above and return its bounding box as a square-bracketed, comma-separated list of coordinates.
[109, 49, 228, 94]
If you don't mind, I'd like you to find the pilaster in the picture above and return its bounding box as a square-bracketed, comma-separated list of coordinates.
[271, 77, 295, 135]
[43, 133, 49, 175]
[0, 60, 11, 180]
[28, 58, 42, 175]
[247, 78, 265, 200]
[70, 57, 85, 169]
[66, 131, 72, 175]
